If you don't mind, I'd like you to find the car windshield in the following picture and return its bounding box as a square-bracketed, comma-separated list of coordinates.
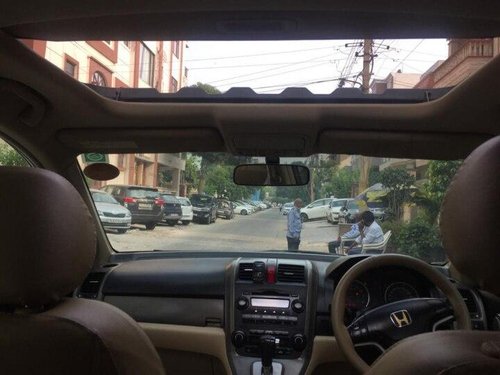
[162, 194, 180, 204]
[178, 198, 191, 206]
[85, 152, 461, 264]
[128, 188, 159, 199]
[92, 192, 119, 204]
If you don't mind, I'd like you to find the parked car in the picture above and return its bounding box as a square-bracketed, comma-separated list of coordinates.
[90, 189, 132, 233]
[160, 194, 183, 226]
[190, 194, 218, 224]
[243, 200, 261, 211]
[327, 198, 352, 224]
[252, 201, 268, 210]
[368, 201, 387, 221]
[235, 200, 255, 214]
[281, 202, 293, 215]
[233, 201, 254, 215]
[338, 200, 361, 223]
[300, 197, 333, 221]
[217, 199, 234, 219]
[176, 196, 193, 225]
[101, 185, 163, 230]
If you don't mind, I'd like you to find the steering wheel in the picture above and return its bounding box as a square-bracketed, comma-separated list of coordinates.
[331, 255, 471, 373]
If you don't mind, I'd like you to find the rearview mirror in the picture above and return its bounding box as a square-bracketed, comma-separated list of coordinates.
[233, 164, 310, 186]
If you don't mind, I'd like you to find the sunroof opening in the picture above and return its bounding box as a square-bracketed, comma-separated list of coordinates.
[20, 38, 498, 98]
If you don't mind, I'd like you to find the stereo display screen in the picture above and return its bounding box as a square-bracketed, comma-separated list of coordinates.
[251, 298, 290, 308]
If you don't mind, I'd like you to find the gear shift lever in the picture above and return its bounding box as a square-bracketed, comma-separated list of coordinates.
[260, 335, 276, 375]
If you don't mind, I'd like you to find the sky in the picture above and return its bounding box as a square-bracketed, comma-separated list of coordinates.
[183, 39, 448, 94]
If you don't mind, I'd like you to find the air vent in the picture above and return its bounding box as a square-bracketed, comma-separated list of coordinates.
[277, 264, 305, 283]
[459, 289, 478, 314]
[79, 272, 106, 299]
[238, 263, 254, 281]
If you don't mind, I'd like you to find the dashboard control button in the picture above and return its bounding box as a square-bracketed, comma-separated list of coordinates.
[291, 334, 307, 351]
[292, 300, 304, 313]
[237, 297, 249, 310]
[232, 331, 246, 348]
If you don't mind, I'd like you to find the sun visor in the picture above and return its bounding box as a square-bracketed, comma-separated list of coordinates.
[57, 128, 225, 153]
[318, 130, 491, 160]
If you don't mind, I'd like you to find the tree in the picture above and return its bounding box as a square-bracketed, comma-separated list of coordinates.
[0, 142, 28, 167]
[191, 82, 221, 95]
[379, 167, 415, 221]
[204, 165, 253, 201]
[183, 155, 199, 194]
[413, 160, 462, 223]
[322, 168, 359, 198]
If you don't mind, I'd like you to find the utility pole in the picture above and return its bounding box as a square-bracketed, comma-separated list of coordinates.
[358, 39, 373, 194]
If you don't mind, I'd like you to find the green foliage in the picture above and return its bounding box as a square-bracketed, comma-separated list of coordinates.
[0, 142, 28, 167]
[368, 167, 382, 186]
[275, 185, 309, 205]
[191, 82, 221, 94]
[395, 216, 444, 263]
[322, 168, 359, 198]
[414, 160, 462, 223]
[380, 220, 404, 253]
[204, 164, 253, 201]
[379, 167, 415, 221]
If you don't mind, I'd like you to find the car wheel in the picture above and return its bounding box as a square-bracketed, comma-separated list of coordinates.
[145, 222, 156, 230]
[181, 220, 190, 225]
[241, 209, 247, 215]
[205, 216, 211, 224]
[213, 213, 217, 223]
[166, 220, 177, 226]
[301, 213, 309, 222]
[117, 229, 127, 234]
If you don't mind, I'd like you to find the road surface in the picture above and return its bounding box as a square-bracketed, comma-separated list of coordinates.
[108, 208, 339, 253]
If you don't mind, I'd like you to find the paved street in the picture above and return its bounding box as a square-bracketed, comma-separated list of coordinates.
[108, 208, 339, 253]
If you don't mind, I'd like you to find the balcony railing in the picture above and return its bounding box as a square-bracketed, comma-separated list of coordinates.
[433, 39, 493, 83]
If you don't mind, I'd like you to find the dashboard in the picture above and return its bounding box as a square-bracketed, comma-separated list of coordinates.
[76, 251, 490, 375]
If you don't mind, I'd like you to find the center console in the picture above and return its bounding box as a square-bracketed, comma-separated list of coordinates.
[226, 258, 315, 375]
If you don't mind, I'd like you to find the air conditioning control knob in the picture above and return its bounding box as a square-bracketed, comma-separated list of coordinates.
[236, 297, 249, 310]
[292, 334, 307, 351]
[292, 299, 304, 313]
[232, 330, 246, 348]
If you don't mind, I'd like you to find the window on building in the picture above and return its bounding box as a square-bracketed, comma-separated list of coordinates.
[170, 77, 178, 92]
[139, 42, 155, 86]
[90, 71, 107, 86]
[64, 57, 78, 79]
[173, 41, 181, 58]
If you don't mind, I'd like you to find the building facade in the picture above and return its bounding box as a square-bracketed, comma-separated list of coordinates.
[22, 39, 188, 194]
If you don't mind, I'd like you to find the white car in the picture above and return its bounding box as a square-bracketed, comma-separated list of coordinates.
[233, 202, 253, 215]
[300, 198, 333, 221]
[327, 198, 352, 224]
[176, 196, 194, 225]
[281, 202, 293, 215]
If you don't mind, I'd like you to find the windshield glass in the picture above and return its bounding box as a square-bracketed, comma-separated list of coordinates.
[92, 191, 119, 204]
[85, 152, 461, 264]
[178, 197, 191, 206]
[162, 194, 180, 204]
[128, 188, 159, 198]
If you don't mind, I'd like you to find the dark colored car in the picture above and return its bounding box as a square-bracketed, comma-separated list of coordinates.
[216, 199, 234, 219]
[190, 194, 218, 224]
[161, 194, 183, 226]
[101, 185, 164, 230]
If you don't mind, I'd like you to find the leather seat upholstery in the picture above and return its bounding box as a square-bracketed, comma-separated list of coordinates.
[368, 135, 500, 374]
[0, 167, 165, 375]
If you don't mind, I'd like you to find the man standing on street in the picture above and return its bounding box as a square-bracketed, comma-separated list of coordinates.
[287, 198, 303, 251]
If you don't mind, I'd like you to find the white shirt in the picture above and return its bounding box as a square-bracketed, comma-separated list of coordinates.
[356, 221, 384, 245]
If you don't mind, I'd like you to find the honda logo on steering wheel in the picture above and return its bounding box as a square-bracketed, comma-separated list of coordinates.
[390, 309, 412, 328]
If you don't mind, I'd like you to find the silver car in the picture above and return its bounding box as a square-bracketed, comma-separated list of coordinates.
[91, 189, 132, 233]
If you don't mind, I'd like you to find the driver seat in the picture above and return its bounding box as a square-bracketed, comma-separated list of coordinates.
[368, 135, 500, 374]
[0, 167, 165, 375]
